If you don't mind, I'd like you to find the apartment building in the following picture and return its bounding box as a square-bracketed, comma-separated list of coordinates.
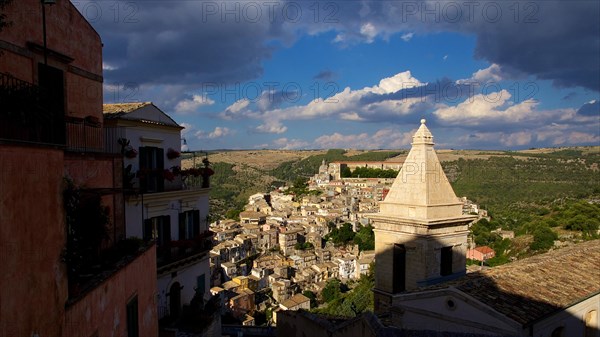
[0, 1, 157, 335]
[103, 102, 214, 322]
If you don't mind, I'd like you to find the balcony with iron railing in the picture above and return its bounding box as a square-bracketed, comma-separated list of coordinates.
[0, 72, 65, 146]
[156, 230, 215, 276]
[1, 72, 126, 153]
[65, 118, 124, 154]
[123, 169, 212, 197]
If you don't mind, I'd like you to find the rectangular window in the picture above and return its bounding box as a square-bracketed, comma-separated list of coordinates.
[393, 244, 406, 293]
[139, 146, 164, 193]
[126, 296, 139, 337]
[441, 246, 453, 276]
[178, 210, 200, 240]
[144, 215, 171, 246]
[38, 63, 66, 144]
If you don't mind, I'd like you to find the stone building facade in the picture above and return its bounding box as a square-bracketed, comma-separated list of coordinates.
[369, 119, 476, 313]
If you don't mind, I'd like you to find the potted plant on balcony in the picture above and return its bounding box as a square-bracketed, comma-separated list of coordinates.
[123, 164, 136, 190]
[163, 169, 176, 182]
[167, 148, 181, 160]
[118, 138, 138, 158]
[200, 157, 214, 188]
[124, 147, 138, 159]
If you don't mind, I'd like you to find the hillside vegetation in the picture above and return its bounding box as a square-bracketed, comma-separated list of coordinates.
[447, 149, 600, 214]
[270, 149, 404, 182]
[186, 147, 599, 228]
[196, 146, 598, 318]
[186, 149, 404, 218]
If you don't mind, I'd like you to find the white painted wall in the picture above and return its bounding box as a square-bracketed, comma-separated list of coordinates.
[121, 123, 183, 192]
[393, 290, 600, 337]
[125, 189, 210, 241]
[532, 294, 600, 337]
[156, 256, 211, 319]
[393, 290, 520, 336]
[114, 112, 214, 321]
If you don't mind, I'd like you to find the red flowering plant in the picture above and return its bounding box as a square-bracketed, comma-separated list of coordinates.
[117, 138, 138, 159]
[200, 167, 214, 176]
[171, 166, 182, 175]
[135, 168, 152, 179]
[163, 169, 176, 182]
[182, 168, 202, 177]
[167, 148, 181, 160]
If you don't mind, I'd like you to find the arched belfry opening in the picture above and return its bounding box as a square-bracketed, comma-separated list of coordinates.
[369, 120, 476, 313]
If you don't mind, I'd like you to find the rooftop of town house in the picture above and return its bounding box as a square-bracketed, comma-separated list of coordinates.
[472, 245, 495, 254]
[103, 102, 182, 128]
[280, 293, 311, 309]
[401, 239, 600, 326]
[239, 211, 267, 218]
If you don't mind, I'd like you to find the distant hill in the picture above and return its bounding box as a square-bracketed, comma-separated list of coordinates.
[183, 146, 600, 221]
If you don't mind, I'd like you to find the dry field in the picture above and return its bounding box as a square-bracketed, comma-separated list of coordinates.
[182, 150, 326, 170]
[183, 146, 599, 171]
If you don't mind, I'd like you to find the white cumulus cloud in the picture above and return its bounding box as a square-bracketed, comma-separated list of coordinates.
[255, 121, 288, 134]
[401, 32, 414, 42]
[272, 138, 310, 150]
[312, 127, 415, 149]
[360, 23, 378, 43]
[195, 126, 234, 139]
[174, 94, 215, 114]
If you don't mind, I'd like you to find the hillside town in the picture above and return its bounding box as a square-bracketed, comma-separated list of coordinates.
[1, 1, 598, 337]
[207, 158, 489, 326]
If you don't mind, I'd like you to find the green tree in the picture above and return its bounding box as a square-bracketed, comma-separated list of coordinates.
[302, 290, 318, 308]
[312, 267, 375, 317]
[326, 223, 355, 245]
[288, 177, 311, 197]
[353, 225, 375, 251]
[225, 207, 243, 220]
[341, 166, 352, 178]
[349, 167, 398, 178]
[294, 242, 314, 250]
[321, 278, 342, 303]
[293, 176, 308, 189]
[530, 226, 558, 251]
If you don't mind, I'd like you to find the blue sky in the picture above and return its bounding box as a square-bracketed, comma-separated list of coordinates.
[77, 0, 599, 150]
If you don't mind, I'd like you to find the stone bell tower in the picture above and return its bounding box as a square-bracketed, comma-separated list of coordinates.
[370, 119, 476, 313]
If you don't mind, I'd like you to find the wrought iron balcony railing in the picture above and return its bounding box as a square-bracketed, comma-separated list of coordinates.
[65, 120, 124, 154]
[0, 72, 65, 146]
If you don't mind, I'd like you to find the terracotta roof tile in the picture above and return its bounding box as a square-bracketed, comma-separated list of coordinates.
[455, 240, 600, 325]
[102, 102, 152, 115]
[102, 102, 182, 128]
[474, 246, 495, 254]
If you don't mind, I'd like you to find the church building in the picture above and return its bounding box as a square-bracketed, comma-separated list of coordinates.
[370, 119, 477, 312]
[277, 120, 599, 337]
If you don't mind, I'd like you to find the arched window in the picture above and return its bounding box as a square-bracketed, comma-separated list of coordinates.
[585, 310, 598, 337]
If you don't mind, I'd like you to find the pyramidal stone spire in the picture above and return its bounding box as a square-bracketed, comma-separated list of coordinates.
[380, 119, 463, 220]
[370, 120, 476, 312]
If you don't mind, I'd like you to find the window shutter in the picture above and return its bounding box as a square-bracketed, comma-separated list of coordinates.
[193, 210, 201, 237]
[139, 147, 149, 192]
[143, 219, 153, 241]
[157, 147, 165, 191]
[178, 212, 185, 240]
[162, 215, 171, 244]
